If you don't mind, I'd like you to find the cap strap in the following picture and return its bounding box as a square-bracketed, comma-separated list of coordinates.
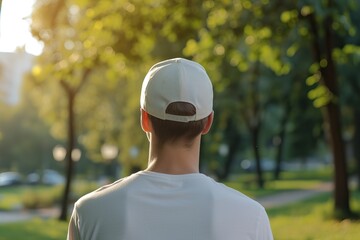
[163, 113, 197, 122]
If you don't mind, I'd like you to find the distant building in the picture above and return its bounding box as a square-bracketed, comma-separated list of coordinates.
[0, 51, 34, 105]
[0, 0, 39, 105]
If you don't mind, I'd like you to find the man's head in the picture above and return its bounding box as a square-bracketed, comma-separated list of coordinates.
[140, 58, 213, 147]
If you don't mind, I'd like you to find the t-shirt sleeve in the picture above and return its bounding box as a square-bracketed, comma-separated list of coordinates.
[256, 207, 274, 240]
[67, 204, 81, 240]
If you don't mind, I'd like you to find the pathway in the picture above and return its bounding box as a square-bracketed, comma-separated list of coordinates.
[256, 181, 332, 208]
[0, 207, 60, 224]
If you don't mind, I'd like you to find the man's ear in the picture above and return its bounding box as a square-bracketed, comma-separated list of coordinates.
[140, 109, 152, 132]
[202, 111, 214, 135]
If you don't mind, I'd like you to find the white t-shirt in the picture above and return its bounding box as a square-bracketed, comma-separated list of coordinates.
[67, 171, 273, 240]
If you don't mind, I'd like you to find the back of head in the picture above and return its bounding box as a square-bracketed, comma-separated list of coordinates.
[140, 58, 213, 146]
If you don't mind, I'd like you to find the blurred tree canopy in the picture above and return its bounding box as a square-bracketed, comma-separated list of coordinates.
[25, 0, 360, 219]
[0, 80, 58, 174]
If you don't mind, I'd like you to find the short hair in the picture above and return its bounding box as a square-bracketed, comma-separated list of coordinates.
[148, 102, 209, 147]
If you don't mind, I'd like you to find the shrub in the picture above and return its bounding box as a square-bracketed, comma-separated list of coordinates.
[22, 186, 62, 209]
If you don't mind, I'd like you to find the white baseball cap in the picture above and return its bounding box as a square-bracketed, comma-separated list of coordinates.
[140, 58, 213, 122]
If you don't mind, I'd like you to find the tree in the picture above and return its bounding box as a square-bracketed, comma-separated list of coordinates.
[282, 0, 359, 218]
[334, 5, 360, 191]
[30, 0, 151, 220]
[184, 0, 294, 187]
[0, 81, 58, 175]
[31, 0, 95, 221]
[337, 45, 360, 190]
[306, 0, 353, 219]
[30, 0, 205, 220]
[30, 0, 359, 219]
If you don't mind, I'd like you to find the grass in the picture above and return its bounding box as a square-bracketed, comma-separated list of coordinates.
[223, 167, 332, 199]
[225, 179, 323, 198]
[0, 218, 68, 240]
[269, 191, 360, 240]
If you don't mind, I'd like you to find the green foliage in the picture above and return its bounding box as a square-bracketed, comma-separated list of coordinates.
[26, 0, 360, 190]
[0, 186, 62, 211]
[0, 88, 58, 174]
[70, 179, 98, 200]
[0, 187, 27, 211]
[22, 186, 62, 209]
[30, 0, 148, 168]
[0, 181, 98, 211]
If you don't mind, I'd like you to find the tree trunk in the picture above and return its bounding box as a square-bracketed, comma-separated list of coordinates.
[220, 137, 239, 181]
[59, 90, 76, 221]
[322, 4, 351, 217]
[353, 109, 360, 191]
[251, 124, 264, 188]
[249, 61, 264, 189]
[216, 117, 241, 181]
[274, 100, 291, 180]
[349, 78, 360, 191]
[273, 128, 285, 180]
[325, 101, 350, 216]
[306, 2, 351, 218]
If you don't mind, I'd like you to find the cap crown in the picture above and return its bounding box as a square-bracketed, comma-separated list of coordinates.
[140, 58, 213, 122]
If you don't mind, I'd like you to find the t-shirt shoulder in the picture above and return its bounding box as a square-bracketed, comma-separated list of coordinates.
[74, 173, 137, 208]
[204, 175, 264, 209]
[74, 171, 263, 212]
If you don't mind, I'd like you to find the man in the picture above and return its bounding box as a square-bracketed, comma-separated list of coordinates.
[67, 58, 273, 240]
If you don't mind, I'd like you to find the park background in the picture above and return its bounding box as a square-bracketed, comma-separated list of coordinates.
[0, 0, 360, 239]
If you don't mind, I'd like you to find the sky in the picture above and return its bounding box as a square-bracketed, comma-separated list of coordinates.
[0, 0, 43, 56]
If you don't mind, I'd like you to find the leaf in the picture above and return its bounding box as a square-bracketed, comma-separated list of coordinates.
[280, 10, 298, 23]
[308, 85, 328, 100]
[183, 39, 199, 56]
[286, 43, 299, 57]
[300, 5, 313, 17]
[207, 8, 228, 29]
[306, 72, 321, 86]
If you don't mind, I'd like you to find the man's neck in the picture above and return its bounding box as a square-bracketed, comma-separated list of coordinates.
[146, 137, 201, 175]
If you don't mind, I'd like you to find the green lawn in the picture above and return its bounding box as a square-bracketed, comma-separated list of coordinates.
[225, 178, 324, 199]
[269, 191, 360, 240]
[0, 218, 68, 240]
[223, 168, 332, 199]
